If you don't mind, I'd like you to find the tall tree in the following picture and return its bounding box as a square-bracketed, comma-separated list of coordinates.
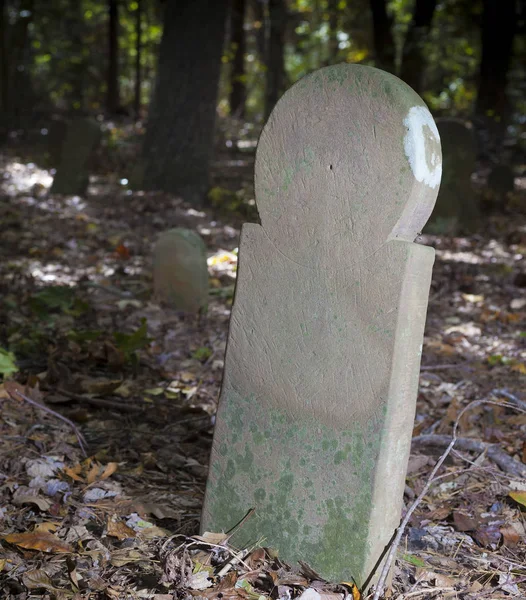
[142, 0, 229, 205]
[264, 0, 286, 119]
[369, 0, 395, 73]
[229, 0, 247, 117]
[326, 0, 339, 63]
[399, 0, 437, 93]
[107, 0, 120, 114]
[476, 0, 516, 127]
[134, 0, 142, 119]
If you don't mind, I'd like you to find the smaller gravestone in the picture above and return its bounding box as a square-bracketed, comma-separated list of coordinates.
[45, 118, 69, 166]
[50, 117, 102, 195]
[153, 228, 209, 313]
[426, 118, 478, 235]
[488, 164, 515, 199]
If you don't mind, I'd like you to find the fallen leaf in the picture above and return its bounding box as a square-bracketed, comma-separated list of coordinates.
[500, 525, 521, 548]
[509, 490, 526, 508]
[453, 511, 477, 532]
[4, 531, 74, 553]
[107, 518, 135, 540]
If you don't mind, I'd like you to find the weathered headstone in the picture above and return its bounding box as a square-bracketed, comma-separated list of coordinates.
[425, 118, 477, 235]
[202, 64, 441, 588]
[50, 117, 102, 195]
[153, 228, 209, 313]
[45, 118, 69, 166]
[487, 164, 515, 199]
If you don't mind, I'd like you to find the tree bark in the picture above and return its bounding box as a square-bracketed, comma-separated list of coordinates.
[142, 0, 229, 205]
[327, 0, 339, 63]
[399, 0, 437, 93]
[107, 0, 120, 114]
[0, 0, 9, 140]
[229, 0, 247, 117]
[134, 0, 142, 119]
[264, 0, 286, 119]
[476, 0, 516, 125]
[369, 0, 395, 73]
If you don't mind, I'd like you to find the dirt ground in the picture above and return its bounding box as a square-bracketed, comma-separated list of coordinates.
[0, 154, 525, 599]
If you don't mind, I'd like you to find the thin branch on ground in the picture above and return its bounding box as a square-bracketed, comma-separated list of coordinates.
[56, 387, 146, 413]
[412, 434, 526, 479]
[370, 398, 523, 600]
[8, 388, 88, 457]
[420, 359, 476, 371]
[491, 388, 526, 412]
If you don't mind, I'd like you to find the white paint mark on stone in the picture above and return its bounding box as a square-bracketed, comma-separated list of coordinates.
[403, 106, 442, 189]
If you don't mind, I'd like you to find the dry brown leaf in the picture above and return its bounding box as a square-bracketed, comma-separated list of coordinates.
[500, 525, 521, 548]
[5, 531, 74, 553]
[63, 464, 84, 482]
[453, 511, 477, 532]
[107, 517, 135, 540]
[110, 548, 144, 567]
[86, 462, 101, 484]
[34, 522, 61, 533]
[100, 462, 119, 480]
[193, 531, 230, 545]
[22, 569, 63, 592]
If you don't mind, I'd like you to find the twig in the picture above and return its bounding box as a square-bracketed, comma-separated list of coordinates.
[393, 587, 455, 599]
[412, 434, 526, 479]
[491, 388, 526, 412]
[371, 399, 497, 600]
[8, 389, 88, 457]
[56, 387, 145, 413]
[420, 359, 475, 371]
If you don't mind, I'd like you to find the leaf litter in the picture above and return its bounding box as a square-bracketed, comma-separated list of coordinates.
[0, 156, 525, 599]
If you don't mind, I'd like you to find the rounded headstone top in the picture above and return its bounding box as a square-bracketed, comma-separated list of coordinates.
[254, 63, 442, 263]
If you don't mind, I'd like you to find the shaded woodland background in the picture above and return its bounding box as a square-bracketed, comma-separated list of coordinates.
[0, 0, 524, 205]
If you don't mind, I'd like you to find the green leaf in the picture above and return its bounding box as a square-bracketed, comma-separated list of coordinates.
[30, 286, 76, 317]
[0, 348, 18, 378]
[401, 554, 426, 567]
[113, 319, 151, 360]
[192, 347, 212, 362]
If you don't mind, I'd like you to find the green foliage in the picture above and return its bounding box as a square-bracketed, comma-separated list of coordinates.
[113, 318, 151, 364]
[29, 286, 89, 319]
[0, 348, 18, 378]
[192, 347, 213, 362]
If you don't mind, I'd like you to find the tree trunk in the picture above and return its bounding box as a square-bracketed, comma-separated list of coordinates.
[134, 0, 142, 119]
[0, 0, 8, 140]
[476, 0, 516, 125]
[369, 0, 395, 73]
[327, 0, 339, 63]
[264, 0, 286, 119]
[399, 0, 437, 93]
[142, 0, 228, 205]
[251, 0, 267, 61]
[107, 0, 120, 114]
[229, 0, 247, 117]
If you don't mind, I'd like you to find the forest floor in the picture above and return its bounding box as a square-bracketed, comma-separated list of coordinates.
[0, 147, 525, 600]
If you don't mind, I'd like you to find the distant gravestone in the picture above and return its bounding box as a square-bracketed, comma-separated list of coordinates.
[50, 117, 102, 195]
[45, 118, 69, 166]
[153, 228, 208, 313]
[426, 118, 477, 235]
[202, 64, 441, 588]
[487, 164, 515, 199]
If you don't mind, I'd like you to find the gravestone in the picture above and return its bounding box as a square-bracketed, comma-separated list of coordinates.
[153, 228, 209, 313]
[425, 118, 477, 235]
[202, 64, 441, 588]
[50, 117, 102, 195]
[45, 118, 69, 166]
[487, 164, 515, 199]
